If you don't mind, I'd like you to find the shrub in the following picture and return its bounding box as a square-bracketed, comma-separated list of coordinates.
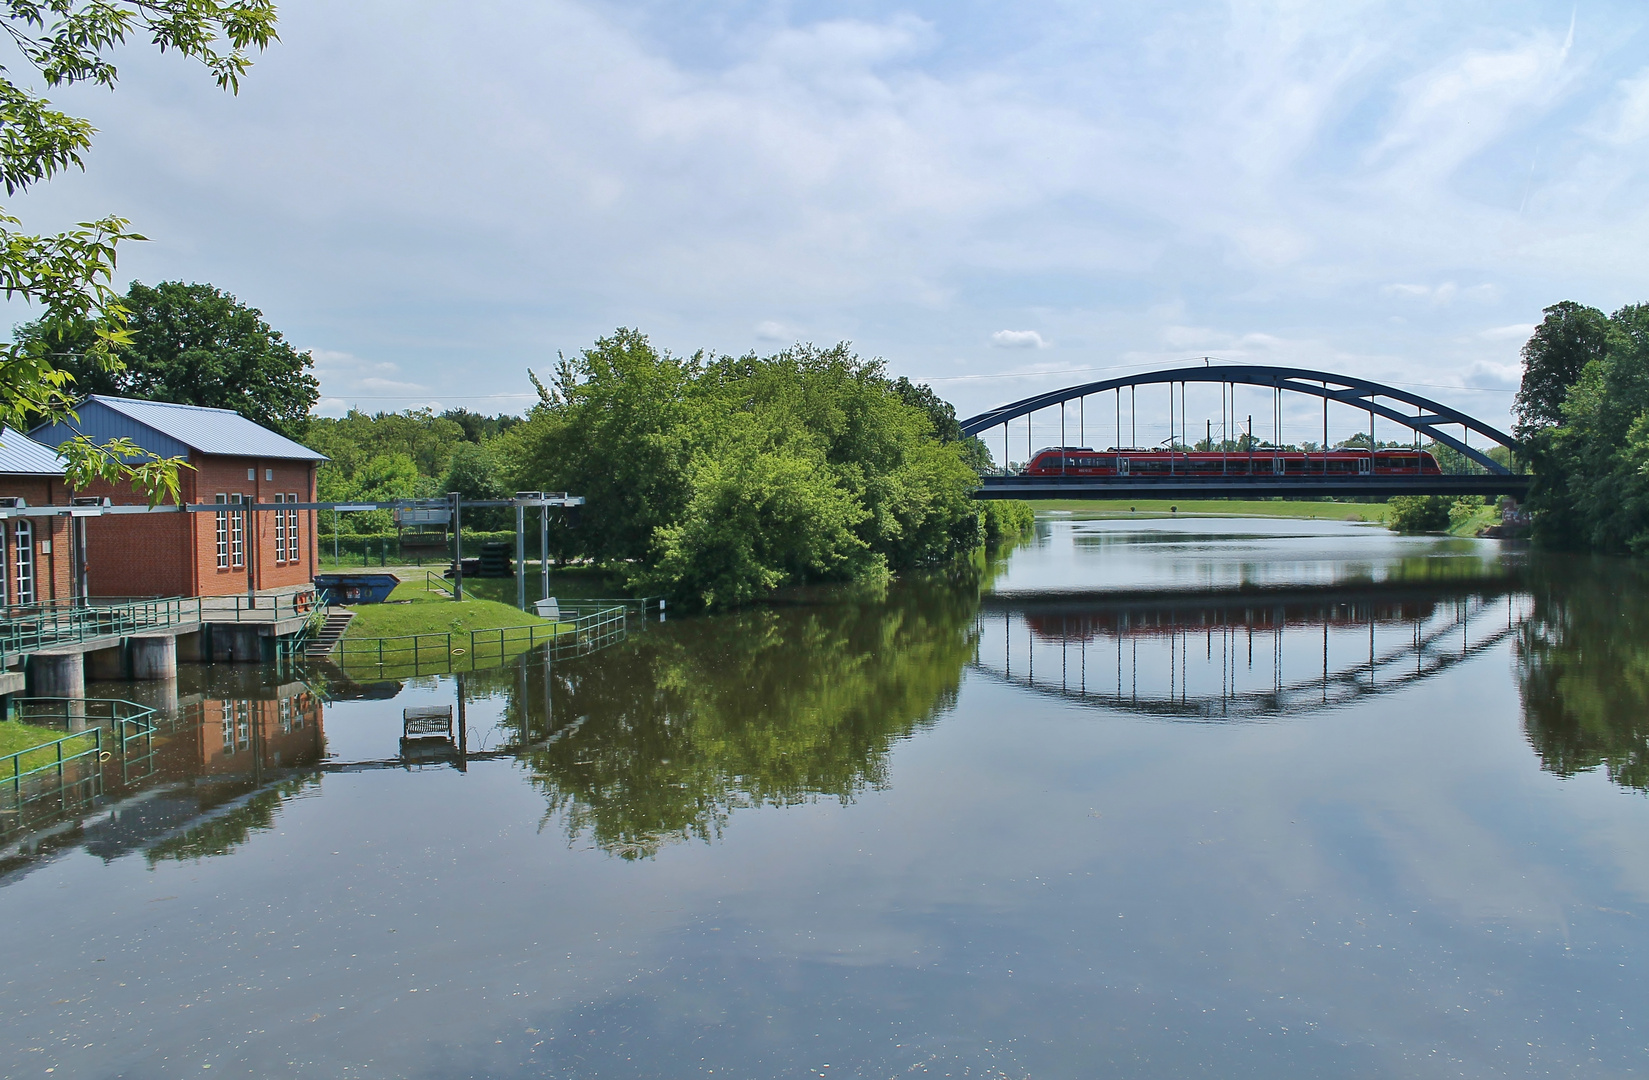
[1387, 495, 1452, 533]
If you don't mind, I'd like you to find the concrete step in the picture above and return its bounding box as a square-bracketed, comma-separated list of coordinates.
[304, 610, 355, 658]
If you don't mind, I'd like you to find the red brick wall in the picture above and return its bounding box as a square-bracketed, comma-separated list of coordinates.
[78, 454, 318, 598]
[0, 476, 78, 605]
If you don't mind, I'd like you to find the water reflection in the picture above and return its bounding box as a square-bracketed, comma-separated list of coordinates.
[515, 570, 984, 859]
[979, 585, 1529, 719]
[1518, 557, 1649, 792]
[0, 665, 324, 870]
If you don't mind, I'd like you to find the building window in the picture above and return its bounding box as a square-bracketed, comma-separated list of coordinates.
[0, 527, 8, 608]
[265, 468, 273, 482]
[287, 494, 300, 563]
[215, 494, 229, 569]
[14, 520, 34, 606]
[274, 493, 287, 563]
[231, 494, 244, 568]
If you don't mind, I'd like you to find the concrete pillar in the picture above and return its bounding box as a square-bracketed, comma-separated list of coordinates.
[29, 649, 85, 698]
[130, 635, 178, 680]
[211, 624, 265, 664]
[175, 629, 206, 663]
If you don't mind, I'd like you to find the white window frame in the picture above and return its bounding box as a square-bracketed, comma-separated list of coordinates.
[11, 520, 29, 605]
[215, 494, 230, 569]
[287, 494, 300, 563]
[274, 492, 287, 563]
[230, 493, 245, 568]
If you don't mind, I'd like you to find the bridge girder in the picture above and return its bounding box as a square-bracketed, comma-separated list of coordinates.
[959, 364, 1518, 475]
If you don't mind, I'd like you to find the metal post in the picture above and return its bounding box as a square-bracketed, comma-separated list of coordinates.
[515, 501, 526, 612]
[540, 506, 550, 601]
[449, 492, 464, 601]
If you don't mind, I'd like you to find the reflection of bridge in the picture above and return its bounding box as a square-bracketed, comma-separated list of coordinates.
[972, 585, 1529, 720]
[960, 364, 1529, 498]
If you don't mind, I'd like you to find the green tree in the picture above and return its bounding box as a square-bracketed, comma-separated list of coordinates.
[441, 440, 508, 530]
[499, 331, 986, 608]
[1387, 494, 1451, 532]
[18, 280, 319, 435]
[1513, 301, 1612, 439]
[0, 1, 277, 500]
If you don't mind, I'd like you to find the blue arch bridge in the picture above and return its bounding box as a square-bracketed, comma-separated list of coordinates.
[958, 364, 1529, 500]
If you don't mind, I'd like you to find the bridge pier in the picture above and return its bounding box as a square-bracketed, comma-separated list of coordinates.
[28, 649, 85, 699]
[130, 635, 179, 680]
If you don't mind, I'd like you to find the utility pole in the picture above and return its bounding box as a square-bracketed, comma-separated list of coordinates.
[449, 492, 464, 601]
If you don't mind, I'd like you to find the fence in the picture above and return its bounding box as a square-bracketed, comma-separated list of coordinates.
[0, 696, 161, 831]
[333, 603, 629, 674]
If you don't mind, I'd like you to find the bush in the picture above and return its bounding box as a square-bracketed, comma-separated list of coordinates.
[980, 500, 1035, 545]
[1387, 495, 1452, 533]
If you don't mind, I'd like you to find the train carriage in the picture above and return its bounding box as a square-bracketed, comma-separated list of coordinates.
[1022, 447, 1442, 478]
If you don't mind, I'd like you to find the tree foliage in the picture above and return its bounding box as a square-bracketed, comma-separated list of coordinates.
[17, 280, 319, 435]
[500, 329, 988, 608]
[1512, 301, 1612, 440]
[1521, 302, 1649, 552]
[0, 0, 277, 496]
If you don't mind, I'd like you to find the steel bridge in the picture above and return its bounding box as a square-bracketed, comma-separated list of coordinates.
[959, 364, 1529, 499]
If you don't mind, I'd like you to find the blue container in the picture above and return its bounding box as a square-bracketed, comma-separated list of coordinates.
[313, 573, 401, 605]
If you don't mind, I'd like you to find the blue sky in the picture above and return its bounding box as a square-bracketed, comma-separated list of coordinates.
[7, 0, 1649, 452]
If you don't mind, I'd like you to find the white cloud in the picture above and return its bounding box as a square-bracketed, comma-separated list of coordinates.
[1592, 68, 1649, 145]
[991, 330, 1048, 349]
[754, 320, 793, 342]
[1477, 324, 1536, 342]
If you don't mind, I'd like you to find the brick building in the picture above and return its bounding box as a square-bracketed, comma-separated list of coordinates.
[0, 427, 78, 606]
[30, 397, 327, 599]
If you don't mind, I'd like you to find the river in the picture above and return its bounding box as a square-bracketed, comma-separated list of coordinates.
[3, 514, 1648, 1078]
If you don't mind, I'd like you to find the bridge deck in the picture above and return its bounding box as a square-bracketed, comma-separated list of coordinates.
[974, 474, 1530, 500]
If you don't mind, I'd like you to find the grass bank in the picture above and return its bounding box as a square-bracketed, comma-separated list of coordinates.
[0, 719, 81, 769]
[1032, 498, 1393, 522]
[340, 578, 560, 640]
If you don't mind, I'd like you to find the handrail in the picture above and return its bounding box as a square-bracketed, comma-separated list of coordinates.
[330, 604, 629, 672]
[1, 725, 101, 802]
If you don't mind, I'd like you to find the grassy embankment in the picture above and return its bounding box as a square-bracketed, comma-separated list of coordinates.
[0, 719, 81, 770]
[1031, 497, 1501, 537]
[335, 577, 598, 678]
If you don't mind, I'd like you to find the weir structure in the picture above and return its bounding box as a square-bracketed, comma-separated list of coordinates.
[959, 364, 1528, 499]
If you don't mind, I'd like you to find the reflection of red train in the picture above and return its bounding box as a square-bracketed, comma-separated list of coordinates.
[1023, 446, 1441, 477]
[1024, 602, 1440, 643]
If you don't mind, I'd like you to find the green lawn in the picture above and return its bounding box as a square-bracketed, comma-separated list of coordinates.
[0, 719, 84, 771]
[340, 578, 561, 640]
[1030, 498, 1394, 522]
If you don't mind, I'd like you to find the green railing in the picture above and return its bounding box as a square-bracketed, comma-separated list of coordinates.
[1, 697, 161, 833]
[0, 596, 203, 659]
[333, 603, 628, 673]
[1, 726, 101, 804]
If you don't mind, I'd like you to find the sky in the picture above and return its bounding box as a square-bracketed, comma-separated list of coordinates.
[6, 0, 1649, 455]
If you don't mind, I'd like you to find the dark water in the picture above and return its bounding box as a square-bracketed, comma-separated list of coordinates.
[4, 516, 1649, 1078]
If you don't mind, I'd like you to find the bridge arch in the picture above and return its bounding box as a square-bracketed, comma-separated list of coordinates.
[959, 364, 1518, 475]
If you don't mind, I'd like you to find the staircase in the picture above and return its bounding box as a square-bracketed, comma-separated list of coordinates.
[305, 608, 355, 660]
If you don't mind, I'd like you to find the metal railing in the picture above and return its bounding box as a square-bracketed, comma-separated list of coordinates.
[0, 596, 204, 659]
[1, 726, 101, 804]
[333, 603, 628, 673]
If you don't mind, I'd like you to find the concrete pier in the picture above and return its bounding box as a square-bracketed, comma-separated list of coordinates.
[29, 650, 85, 698]
[130, 635, 179, 680]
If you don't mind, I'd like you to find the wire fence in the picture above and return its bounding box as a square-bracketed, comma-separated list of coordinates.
[333, 603, 629, 675]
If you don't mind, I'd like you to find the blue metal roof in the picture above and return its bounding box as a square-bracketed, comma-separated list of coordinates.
[30, 396, 326, 462]
[0, 428, 65, 476]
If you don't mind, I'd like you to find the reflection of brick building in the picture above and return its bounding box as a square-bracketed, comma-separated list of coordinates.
[30, 396, 326, 598]
[0, 427, 78, 605]
[190, 688, 325, 776]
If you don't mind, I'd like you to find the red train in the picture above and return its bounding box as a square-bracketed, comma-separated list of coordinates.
[1022, 446, 1441, 477]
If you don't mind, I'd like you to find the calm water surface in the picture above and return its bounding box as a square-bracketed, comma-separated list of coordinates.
[3, 516, 1649, 1078]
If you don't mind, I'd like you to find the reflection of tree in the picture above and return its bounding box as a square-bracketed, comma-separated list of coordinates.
[1518, 559, 1649, 792]
[144, 776, 319, 864]
[522, 566, 985, 859]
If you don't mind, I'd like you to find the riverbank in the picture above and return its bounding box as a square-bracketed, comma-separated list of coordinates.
[0, 719, 76, 768]
[340, 579, 561, 640]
